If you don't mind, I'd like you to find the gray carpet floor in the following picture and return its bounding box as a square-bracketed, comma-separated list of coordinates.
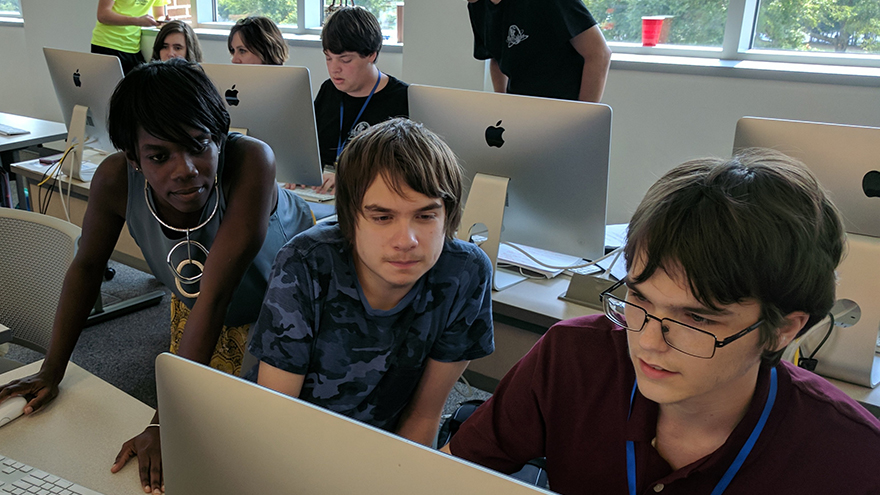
[3, 261, 491, 416]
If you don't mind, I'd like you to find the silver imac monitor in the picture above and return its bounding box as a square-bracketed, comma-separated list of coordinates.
[200, 64, 323, 186]
[409, 85, 612, 289]
[156, 353, 552, 495]
[43, 47, 124, 181]
[733, 116, 880, 388]
[733, 117, 880, 238]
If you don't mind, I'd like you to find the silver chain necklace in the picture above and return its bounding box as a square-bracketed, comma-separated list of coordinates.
[144, 177, 219, 298]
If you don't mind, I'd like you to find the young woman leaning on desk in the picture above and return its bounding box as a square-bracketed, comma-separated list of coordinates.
[0, 59, 313, 494]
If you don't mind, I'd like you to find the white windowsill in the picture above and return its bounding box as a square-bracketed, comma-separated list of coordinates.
[0, 17, 23, 27]
[610, 52, 880, 87]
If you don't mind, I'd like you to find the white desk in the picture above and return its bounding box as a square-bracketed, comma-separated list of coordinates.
[0, 112, 67, 208]
[0, 324, 9, 345]
[469, 275, 598, 390]
[0, 361, 154, 494]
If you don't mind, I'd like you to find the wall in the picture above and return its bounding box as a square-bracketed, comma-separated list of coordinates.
[600, 70, 880, 222]
[2, 1, 880, 224]
[0, 23, 29, 116]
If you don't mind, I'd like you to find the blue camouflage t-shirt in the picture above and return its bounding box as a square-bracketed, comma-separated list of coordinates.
[248, 222, 495, 431]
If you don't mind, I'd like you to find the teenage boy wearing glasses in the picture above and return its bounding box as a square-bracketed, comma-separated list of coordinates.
[444, 149, 880, 494]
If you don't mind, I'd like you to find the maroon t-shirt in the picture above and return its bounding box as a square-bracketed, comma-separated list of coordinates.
[450, 314, 880, 494]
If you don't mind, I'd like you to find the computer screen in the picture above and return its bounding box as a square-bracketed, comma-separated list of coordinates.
[156, 353, 552, 495]
[43, 47, 123, 180]
[733, 117, 880, 238]
[409, 85, 612, 289]
[200, 64, 323, 186]
[733, 116, 880, 388]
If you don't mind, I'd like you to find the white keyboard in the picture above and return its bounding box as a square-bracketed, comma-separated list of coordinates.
[0, 124, 30, 137]
[0, 455, 104, 495]
[291, 187, 334, 203]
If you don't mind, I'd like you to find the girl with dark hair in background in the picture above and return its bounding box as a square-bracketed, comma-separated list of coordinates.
[151, 20, 203, 62]
[227, 16, 289, 65]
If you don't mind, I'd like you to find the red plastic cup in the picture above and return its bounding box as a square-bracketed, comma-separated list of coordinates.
[642, 17, 664, 47]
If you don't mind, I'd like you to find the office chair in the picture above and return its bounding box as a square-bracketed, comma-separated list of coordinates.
[0, 208, 80, 372]
[438, 400, 550, 489]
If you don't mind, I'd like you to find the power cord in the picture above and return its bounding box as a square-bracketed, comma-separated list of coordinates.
[797, 312, 834, 372]
[501, 243, 624, 271]
[36, 142, 76, 219]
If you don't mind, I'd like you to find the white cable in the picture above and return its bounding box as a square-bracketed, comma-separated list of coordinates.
[501, 243, 624, 271]
[454, 374, 474, 398]
[57, 139, 78, 222]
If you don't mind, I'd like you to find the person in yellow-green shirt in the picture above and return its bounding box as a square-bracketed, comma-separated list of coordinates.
[91, 0, 169, 75]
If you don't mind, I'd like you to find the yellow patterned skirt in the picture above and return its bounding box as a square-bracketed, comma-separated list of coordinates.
[169, 294, 250, 376]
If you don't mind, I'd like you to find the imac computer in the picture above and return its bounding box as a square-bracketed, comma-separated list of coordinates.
[200, 64, 323, 186]
[156, 353, 552, 495]
[409, 85, 612, 290]
[734, 116, 880, 388]
[43, 47, 124, 182]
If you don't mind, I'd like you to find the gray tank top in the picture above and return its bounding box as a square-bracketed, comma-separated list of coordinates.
[126, 133, 313, 326]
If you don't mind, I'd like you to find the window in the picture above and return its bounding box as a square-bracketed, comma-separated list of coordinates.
[584, 0, 728, 48]
[344, 0, 401, 41]
[0, 0, 21, 18]
[193, 0, 402, 42]
[753, 0, 880, 54]
[582, 0, 880, 66]
[217, 0, 298, 26]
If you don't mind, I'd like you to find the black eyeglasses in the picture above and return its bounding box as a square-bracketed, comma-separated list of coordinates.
[599, 280, 763, 359]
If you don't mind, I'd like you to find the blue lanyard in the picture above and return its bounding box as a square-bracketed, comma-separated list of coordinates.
[626, 367, 777, 495]
[336, 70, 382, 163]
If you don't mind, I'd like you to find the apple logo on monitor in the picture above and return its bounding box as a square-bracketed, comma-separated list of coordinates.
[225, 85, 239, 106]
[485, 120, 505, 148]
[863, 170, 880, 198]
[73, 69, 81, 88]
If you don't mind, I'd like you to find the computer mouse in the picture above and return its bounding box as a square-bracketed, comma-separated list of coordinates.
[0, 396, 28, 428]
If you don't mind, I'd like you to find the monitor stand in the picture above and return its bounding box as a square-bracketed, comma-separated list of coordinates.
[457, 173, 526, 291]
[60, 104, 88, 182]
[799, 234, 880, 388]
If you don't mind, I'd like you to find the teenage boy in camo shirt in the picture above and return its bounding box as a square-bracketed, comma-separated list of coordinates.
[250, 118, 494, 446]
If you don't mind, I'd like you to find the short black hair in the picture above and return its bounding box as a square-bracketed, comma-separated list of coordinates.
[625, 149, 845, 365]
[322, 6, 383, 59]
[108, 59, 230, 162]
[228, 16, 288, 65]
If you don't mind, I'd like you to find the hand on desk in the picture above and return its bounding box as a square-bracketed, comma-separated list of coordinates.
[112, 425, 164, 494]
[284, 171, 336, 195]
[0, 370, 61, 415]
[315, 171, 336, 195]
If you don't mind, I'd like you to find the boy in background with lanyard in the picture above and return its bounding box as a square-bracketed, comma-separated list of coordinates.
[444, 149, 880, 494]
[310, 6, 409, 195]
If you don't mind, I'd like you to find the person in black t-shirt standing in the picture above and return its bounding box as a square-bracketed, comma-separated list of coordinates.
[311, 6, 409, 195]
[467, 0, 611, 102]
